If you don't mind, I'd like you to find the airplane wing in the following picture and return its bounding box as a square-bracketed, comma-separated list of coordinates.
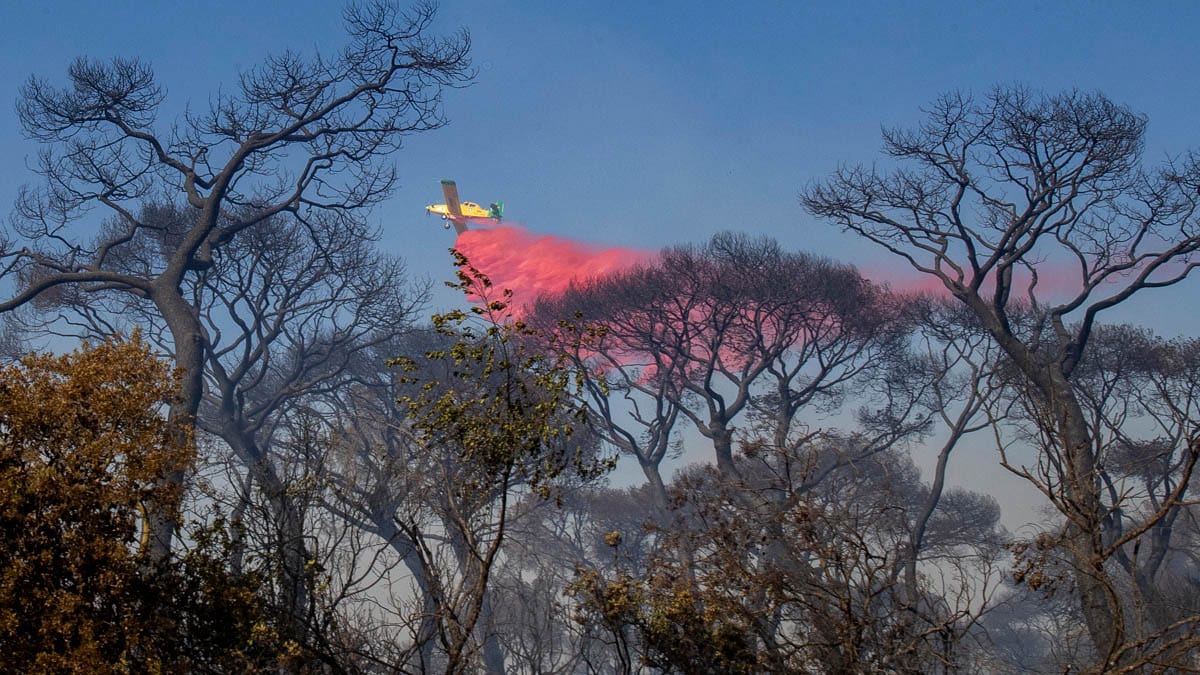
[441, 179, 464, 219]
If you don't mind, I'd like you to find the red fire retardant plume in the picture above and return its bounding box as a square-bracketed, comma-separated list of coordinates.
[453, 225, 651, 314]
[867, 262, 1131, 302]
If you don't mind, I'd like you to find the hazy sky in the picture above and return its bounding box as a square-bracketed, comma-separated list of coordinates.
[2, 1, 1199, 526]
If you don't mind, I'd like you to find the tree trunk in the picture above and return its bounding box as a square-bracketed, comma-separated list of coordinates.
[376, 516, 440, 668]
[639, 461, 671, 514]
[144, 293, 207, 562]
[1056, 389, 1124, 666]
[711, 425, 738, 479]
[971, 294, 1125, 665]
[266, 476, 313, 636]
[477, 592, 507, 674]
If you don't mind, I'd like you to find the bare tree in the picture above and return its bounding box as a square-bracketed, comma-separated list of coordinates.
[535, 234, 988, 669]
[534, 233, 913, 509]
[318, 329, 449, 669]
[2, 0, 471, 559]
[188, 212, 423, 644]
[1066, 327, 1200, 642]
[4, 173, 428, 650]
[531, 258, 687, 518]
[803, 86, 1200, 669]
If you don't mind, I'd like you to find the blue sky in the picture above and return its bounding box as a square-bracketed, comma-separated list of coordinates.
[4, 1, 1199, 298]
[2, 1, 1199, 523]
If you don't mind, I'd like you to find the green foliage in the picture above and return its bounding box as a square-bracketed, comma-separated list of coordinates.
[390, 250, 614, 498]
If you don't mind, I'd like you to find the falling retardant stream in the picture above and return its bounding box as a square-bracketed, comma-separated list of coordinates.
[451, 224, 1115, 319]
[452, 224, 651, 314]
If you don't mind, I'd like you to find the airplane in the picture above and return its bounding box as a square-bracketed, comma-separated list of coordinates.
[425, 179, 503, 235]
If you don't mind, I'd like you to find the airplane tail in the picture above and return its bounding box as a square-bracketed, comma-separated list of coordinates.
[489, 202, 504, 220]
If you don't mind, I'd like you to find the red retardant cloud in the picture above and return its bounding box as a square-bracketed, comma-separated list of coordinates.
[453, 225, 652, 314]
[866, 263, 1127, 302]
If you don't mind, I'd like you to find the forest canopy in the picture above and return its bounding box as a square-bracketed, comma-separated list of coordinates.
[0, 2, 1199, 672]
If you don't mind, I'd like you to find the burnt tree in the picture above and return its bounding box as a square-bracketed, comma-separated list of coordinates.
[1, 1, 471, 559]
[804, 86, 1200, 669]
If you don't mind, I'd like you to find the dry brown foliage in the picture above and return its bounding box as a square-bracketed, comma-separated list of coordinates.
[0, 336, 297, 672]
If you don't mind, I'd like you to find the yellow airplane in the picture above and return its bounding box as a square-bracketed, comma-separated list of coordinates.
[425, 179, 503, 235]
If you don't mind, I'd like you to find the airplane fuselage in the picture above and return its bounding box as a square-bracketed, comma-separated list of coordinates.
[425, 201, 494, 220]
[425, 180, 502, 235]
